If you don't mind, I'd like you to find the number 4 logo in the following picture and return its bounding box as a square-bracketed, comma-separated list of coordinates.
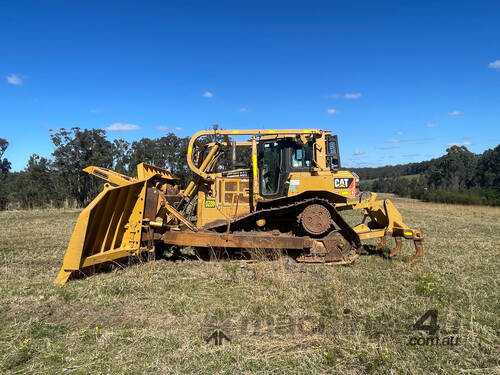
[413, 309, 440, 335]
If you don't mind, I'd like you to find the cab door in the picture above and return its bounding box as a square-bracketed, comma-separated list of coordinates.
[258, 140, 286, 198]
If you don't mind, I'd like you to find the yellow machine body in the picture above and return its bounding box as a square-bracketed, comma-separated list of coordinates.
[55, 129, 423, 285]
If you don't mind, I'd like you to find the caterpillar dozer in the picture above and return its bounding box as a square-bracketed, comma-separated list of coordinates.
[55, 129, 423, 284]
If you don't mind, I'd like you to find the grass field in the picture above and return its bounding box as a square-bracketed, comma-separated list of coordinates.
[0, 194, 499, 374]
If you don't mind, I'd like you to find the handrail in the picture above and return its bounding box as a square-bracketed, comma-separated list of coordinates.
[186, 129, 324, 180]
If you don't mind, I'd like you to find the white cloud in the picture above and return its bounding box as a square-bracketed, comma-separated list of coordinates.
[156, 125, 182, 132]
[353, 150, 365, 156]
[239, 107, 247, 112]
[403, 154, 420, 158]
[6, 74, 23, 85]
[488, 60, 500, 71]
[449, 110, 461, 116]
[387, 137, 432, 143]
[202, 91, 213, 98]
[327, 92, 362, 99]
[447, 142, 472, 146]
[90, 108, 104, 114]
[106, 123, 140, 131]
[343, 93, 362, 99]
[376, 146, 399, 150]
[326, 108, 337, 115]
[396, 131, 404, 135]
[426, 123, 436, 128]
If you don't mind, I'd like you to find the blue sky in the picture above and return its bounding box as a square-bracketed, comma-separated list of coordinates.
[1, 0, 499, 171]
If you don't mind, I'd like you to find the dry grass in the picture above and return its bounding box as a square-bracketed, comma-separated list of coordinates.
[0, 195, 499, 374]
[247, 248, 288, 290]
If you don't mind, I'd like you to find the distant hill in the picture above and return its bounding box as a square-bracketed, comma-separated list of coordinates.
[350, 160, 433, 180]
[349, 144, 500, 206]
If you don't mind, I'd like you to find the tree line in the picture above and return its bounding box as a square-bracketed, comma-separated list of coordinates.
[0, 128, 192, 209]
[353, 144, 500, 206]
[0, 129, 498, 209]
[0, 126, 249, 210]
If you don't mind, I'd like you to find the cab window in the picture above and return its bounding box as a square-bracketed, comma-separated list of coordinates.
[292, 144, 312, 168]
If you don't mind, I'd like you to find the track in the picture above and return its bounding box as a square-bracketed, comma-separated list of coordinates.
[199, 197, 361, 264]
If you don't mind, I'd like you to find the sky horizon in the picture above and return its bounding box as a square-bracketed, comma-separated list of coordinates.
[1, 0, 499, 171]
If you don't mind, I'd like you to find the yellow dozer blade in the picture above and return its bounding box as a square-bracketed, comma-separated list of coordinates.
[54, 163, 179, 285]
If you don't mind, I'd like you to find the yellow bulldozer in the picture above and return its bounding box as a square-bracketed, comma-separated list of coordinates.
[55, 129, 423, 284]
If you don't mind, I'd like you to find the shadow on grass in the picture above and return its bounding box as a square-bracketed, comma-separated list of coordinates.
[63, 244, 396, 284]
[359, 244, 390, 260]
[64, 245, 198, 284]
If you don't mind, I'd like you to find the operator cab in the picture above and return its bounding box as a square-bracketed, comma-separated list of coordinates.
[257, 134, 341, 198]
[258, 139, 313, 198]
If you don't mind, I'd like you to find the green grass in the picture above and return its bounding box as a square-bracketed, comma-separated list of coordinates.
[0, 195, 499, 374]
